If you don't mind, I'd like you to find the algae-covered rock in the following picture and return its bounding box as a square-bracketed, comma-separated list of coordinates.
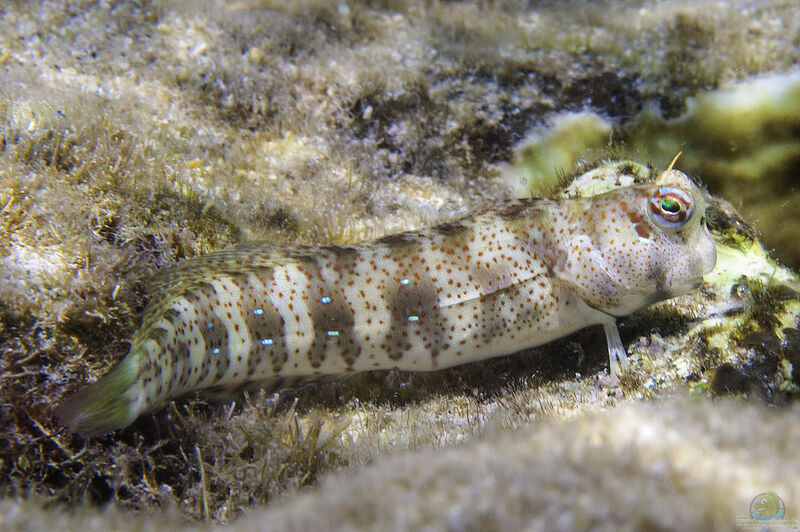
[513, 72, 800, 268]
[238, 399, 800, 532]
[2, 0, 800, 529]
[626, 72, 800, 270]
[3, 399, 798, 531]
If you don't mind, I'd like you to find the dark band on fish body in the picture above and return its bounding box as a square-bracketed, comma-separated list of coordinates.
[240, 275, 288, 375]
[198, 295, 228, 382]
[303, 264, 358, 369]
[175, 342, 192, 390]
[476, 288, 512, 347]
[384, 275, 442, 362]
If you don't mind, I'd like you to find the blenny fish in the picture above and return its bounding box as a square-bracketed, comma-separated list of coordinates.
[57, 161, 716, 436]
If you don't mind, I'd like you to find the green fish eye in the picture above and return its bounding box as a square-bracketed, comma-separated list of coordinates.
[650, 187, 693, 228]
[660, 197, 681, 214]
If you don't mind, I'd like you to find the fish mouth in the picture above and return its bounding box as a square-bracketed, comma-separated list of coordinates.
[643, 277, 704, 307]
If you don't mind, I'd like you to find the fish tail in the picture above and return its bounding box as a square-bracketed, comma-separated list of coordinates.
[56, 353, 142, 437]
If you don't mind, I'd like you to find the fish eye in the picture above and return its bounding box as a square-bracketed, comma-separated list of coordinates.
[650, 187, 693, 228]
[660, 197, 681, 214]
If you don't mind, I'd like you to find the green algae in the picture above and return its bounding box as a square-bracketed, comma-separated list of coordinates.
[626, 72, 800, 269]
[512, 72, 800, 267]
[506, 112, 613, 197]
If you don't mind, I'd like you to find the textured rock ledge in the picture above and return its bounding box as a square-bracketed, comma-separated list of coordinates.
[2, 399, 798, 531]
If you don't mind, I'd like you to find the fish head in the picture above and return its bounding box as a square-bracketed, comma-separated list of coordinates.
[558, 168, 717, 317]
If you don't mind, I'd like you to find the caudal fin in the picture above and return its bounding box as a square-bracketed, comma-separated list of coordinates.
[56, 355, 141, 437]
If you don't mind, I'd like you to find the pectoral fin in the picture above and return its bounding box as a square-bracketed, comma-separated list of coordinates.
[602, 320, 628, 385]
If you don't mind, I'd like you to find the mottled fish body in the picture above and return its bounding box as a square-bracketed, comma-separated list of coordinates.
[58, 166, 716, 436]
